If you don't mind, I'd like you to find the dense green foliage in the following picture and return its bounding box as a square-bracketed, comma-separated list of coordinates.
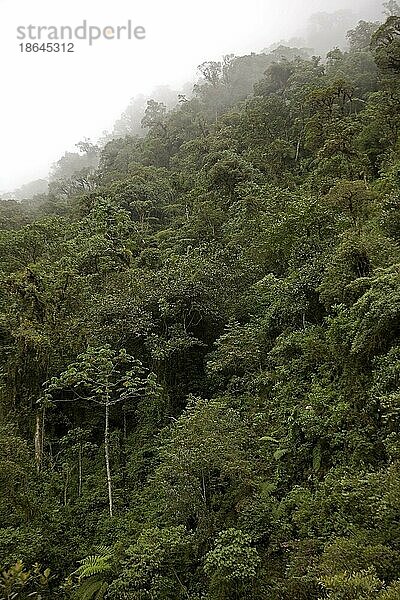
[1, 8, 400, 599]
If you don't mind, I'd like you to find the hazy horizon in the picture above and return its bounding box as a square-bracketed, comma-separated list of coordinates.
[0, 0, 383, 193]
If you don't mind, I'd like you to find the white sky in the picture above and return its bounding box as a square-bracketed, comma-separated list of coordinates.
[0, 0, 381, 192]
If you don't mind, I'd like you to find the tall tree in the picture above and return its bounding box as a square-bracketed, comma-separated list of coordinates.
[44, 346, 152, 517]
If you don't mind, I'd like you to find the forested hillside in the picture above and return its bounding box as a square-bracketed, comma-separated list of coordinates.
[1, 9, 400, 600]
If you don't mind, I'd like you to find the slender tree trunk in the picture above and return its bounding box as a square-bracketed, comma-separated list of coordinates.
[104, 400, 113, 517]
[122, 406, 128, 507]
[78, 443, 82, 497]
[201, 470, 207, 506]
[172, 568, 190, 599]
[123, 407, 127, 441]
[295, 137, 301, 162]
[41, 407, 45, 456]
[34, 411, 43, 473]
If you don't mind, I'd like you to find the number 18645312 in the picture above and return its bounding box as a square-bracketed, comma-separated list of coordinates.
[19, 43, 75, 52]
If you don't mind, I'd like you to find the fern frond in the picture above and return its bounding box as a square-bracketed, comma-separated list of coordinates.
[74, 555, 112, 580]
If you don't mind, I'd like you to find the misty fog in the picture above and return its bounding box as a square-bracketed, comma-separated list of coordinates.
[0, 0, 382, 195]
